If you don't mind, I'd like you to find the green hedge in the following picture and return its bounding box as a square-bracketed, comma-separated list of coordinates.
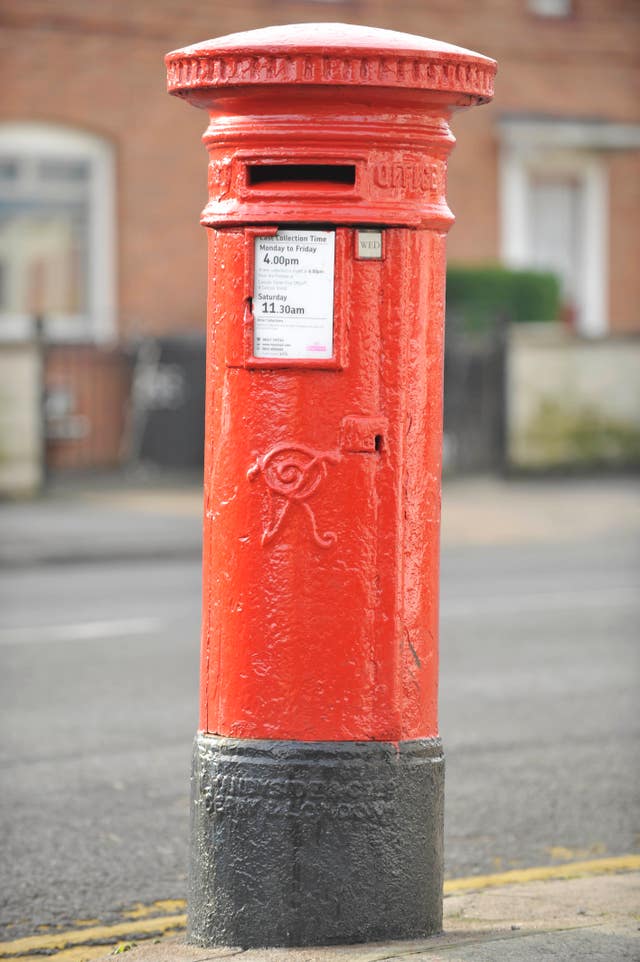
[446, 264, 561, 331]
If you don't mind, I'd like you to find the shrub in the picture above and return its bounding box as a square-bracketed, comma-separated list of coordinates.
[446, 264, 561, 332]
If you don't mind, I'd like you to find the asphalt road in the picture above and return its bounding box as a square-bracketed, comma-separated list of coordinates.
[1, 528, 638, 938]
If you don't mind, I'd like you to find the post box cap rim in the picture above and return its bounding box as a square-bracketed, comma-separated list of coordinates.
[166, 22, 496, 103]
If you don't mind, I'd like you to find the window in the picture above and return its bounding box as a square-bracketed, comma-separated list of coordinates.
[499, 118, 610, 337]
[0, 124, 115, 342]
[528, 0, 572, 16]
[527, 174, 584, 326]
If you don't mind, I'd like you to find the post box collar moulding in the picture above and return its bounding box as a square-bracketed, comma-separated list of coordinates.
[166, 22, 496, 105]
[166, 24, 496, 232]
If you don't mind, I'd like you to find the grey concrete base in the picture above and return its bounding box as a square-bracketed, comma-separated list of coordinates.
[188, 734, 444, 949]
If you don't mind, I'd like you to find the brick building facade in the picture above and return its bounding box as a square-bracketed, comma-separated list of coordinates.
[1, 0, 638, 342]
[0, 1, 638, 481]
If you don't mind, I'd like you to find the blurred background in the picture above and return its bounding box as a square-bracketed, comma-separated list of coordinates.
[0, 0, 639, 489]
[0, 0, 639, 949]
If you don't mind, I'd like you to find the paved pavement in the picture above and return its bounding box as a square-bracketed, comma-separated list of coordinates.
[147, 871, 640, 961]
[24, 865, 638, 962]
[2, 472, 639, 566]
[2, 861, 638, 962]
[145, 871, 639, 961]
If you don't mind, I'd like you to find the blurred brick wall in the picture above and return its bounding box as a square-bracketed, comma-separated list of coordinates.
[1, 0, 638, 335]
[44, 345, 132, 470]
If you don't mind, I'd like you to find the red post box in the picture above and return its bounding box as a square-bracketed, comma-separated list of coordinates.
[166, 23, 495, 949]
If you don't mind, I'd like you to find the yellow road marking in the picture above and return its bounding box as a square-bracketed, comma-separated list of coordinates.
[0, 914, 186, 958]
[443, 854, 640, 893]
[545, 843, 606, 862]
[1, 855, 638, 959]
[15, 947, 136, 962]
[119, 901, 186, 921]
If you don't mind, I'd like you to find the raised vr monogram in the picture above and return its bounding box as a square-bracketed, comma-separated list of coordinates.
[247, 443, 340, 548]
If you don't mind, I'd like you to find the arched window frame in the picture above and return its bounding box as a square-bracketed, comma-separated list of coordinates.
[0, 122, 115, 343]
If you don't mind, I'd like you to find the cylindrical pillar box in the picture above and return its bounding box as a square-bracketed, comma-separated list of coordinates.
[166, 23, 495, 950]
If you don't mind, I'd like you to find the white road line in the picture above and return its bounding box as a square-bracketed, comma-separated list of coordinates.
[0, 617, 163, 645]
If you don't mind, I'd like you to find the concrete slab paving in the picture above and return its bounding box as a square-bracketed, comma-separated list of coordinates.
[90, 872, 639, 962]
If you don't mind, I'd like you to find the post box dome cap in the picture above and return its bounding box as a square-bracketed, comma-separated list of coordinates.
[166, 22, 496, 104]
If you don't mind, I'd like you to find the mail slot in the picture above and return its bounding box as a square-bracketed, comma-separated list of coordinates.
[166, 21, 496, 951]
[247, 163, 357, 187]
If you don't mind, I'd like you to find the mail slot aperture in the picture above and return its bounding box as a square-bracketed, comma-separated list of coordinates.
[247, 163, 356, 187]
